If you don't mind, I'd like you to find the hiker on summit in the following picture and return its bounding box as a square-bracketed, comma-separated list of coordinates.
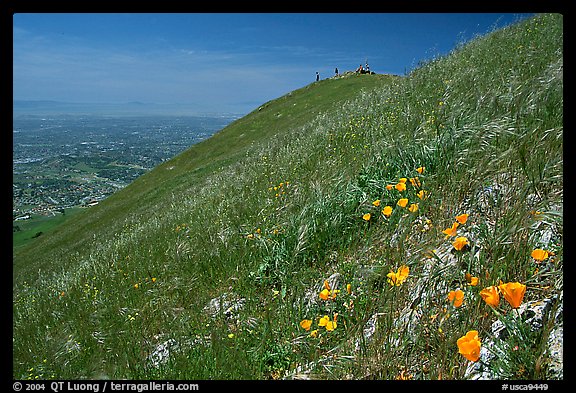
[316, 72, 320, 81]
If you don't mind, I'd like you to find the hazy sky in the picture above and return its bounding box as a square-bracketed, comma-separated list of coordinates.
[13, 13, 535, 115]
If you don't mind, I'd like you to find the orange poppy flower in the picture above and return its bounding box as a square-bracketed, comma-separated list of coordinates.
[479, 286, 500, 307]
[397, 198, 409, 208]
[318, 314, 337, 331]
[453, 236, 469, 251]
[362, 213, 371, 221]
[382, 205, 393, 217]
[416, 166, 425, 174]
[465, 273, 479, 286]
[319, 289, 331, 300]
[408, 203, 419, 213]
[395, 182, 407, 192]
[447, 289, 464, 308]
[442, 222, 459, 237]
[457, 330, 481, 362]
[300, 319, 312, 331]
[498, 281, 526, 308]
[409, 177, 421, 187]
[387, 265, 409, 286]
[531, 249, 549, 262]
[455, 213, 469, 225]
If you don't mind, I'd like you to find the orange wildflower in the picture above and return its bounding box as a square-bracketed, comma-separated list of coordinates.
[447, 289, 464, 308]
[457, 330, 481, 362]
[397, 198, 409, 208]
[453, 236, 469, 251]
[319, 280, 339, 300]
[465, 273, 479, 286]
[455, 213, 469, 225]
[362, 213, 371, 221]
[531, 249, 549, 262]
[409, 177, 421, 187]
[318, 314, 337, 331]
[395, 182, 407, 192]
[382, 205, 393, 217]
[479, 285, 500, 307]
[442, 222, 459, 237]
[387, 265, 409, 286]
[300, 319, 312, 331]
[498, 281, 526, 308]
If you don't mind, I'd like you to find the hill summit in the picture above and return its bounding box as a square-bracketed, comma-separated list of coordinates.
[13, 13, 563, 380]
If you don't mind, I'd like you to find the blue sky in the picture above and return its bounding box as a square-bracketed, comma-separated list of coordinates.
[13, 13, 535, 115]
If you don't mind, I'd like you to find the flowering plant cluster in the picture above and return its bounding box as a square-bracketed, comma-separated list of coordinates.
[299, 279, 354, 338]
[441, 210, 544, 363]
[362, 166, 427, 223]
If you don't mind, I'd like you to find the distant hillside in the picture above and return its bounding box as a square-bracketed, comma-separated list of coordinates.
[13, 14, 563, 381]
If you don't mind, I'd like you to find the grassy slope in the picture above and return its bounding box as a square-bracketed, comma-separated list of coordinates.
[12, 73, 396, 283]
[13, 14, 562, 380]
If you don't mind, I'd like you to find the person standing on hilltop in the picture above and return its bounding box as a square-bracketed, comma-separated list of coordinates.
[316, 71, 320, 81]
[335, 67, 339, 76]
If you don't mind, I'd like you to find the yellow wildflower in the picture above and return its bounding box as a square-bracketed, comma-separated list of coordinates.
[395, 182, 407, 192]
[318, 314, 337, 331]
[387, 265, 409, 286]
[409, 177, 421, 187]
[465, 273, 479, 286]
[382, 205, 393, 217]
[397, 198, 408, 208]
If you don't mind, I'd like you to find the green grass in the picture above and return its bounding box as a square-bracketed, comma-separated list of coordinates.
[12, 207, 84, 250]
[13, 13, 563, 381]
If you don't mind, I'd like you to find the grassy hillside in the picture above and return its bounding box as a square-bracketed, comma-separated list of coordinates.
[13, 13, 562, 380]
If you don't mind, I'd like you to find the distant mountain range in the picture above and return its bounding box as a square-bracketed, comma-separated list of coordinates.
[13, 100, 243, 118]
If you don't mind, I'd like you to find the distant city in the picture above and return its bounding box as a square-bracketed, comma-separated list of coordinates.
[13, 113, 238, 221]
